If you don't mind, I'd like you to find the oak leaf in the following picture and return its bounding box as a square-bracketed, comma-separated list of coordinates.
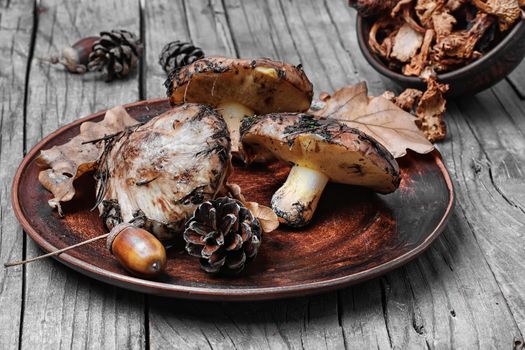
[37, 106, 138, 215]
[225, 183, 279, 233]
[310, 82, 434, 158]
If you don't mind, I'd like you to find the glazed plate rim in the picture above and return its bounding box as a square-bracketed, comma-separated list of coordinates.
[12, 98, 455, 301]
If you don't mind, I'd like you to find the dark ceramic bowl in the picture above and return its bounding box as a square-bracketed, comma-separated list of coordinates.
[356, 15, 525, 97]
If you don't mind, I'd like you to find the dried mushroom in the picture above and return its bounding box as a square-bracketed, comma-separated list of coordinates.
[414, 76, 449, 142]
[351, 0, 525, 75]
[165, 56, 313, 155]
[241, 114, 400, 227]
[96, 104, 231, 240]
[472, 0, 521, 31]
[391, 24, 425, 62]
[382, 77, 449, 142]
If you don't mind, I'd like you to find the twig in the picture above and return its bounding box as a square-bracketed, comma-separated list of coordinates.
[4, 233, 109, 268]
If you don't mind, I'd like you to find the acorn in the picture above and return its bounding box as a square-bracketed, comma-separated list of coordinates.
[107, 223, 167, 278]
[49, 36, 100, 74]
[4, 222, 167, 280]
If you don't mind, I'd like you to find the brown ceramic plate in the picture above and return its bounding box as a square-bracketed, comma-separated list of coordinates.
[12, 99, 454, 301]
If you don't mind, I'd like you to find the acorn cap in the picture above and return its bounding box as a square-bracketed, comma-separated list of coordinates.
[106, 222, 134, 252]
[240, 114, 400, 193]
[165, 57, 313, 114]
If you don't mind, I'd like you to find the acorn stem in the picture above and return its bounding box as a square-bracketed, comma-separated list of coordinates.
[3, 233, 109, 268]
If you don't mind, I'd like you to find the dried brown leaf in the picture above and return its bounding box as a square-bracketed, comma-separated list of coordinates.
[311, 82, 434, 158]
[37, 106, 138, 215]
[245, 202, 280, 233]
[226, 182, 279, 233]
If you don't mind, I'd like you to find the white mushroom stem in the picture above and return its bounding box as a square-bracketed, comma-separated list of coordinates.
[217, 101, 254, 153]
[271, 165, 329, 227]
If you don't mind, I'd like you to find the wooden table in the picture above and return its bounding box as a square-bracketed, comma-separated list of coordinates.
[1, 0, 525, 349]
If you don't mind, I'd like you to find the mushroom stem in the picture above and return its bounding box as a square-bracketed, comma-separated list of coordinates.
[271, 165, 329, 227]
[217, 101, 254, 153]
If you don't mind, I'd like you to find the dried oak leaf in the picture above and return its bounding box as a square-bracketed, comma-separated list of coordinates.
[415, 76, 449, 142]
[225, 183, 279, 233]
[311, 82, 434, 158]
[472, 0, 521, 31]
[37, 106, 138, 215]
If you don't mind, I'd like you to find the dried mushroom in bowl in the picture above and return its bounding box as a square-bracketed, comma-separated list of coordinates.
[351, 0, 525, 76]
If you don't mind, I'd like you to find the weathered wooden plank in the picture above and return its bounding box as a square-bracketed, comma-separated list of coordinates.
[22, 0, 144, 349]
[507, 60, 525, 99]
[183, 0, 237, 57]
[220, 0, 301, 64]
[142, 0, 189, 99]
[288, 1, 525, 349]
[146, 1, 525, 349]
[451, 81, 525, 334]
[0, 0, 34, 348]
[144, 1, 346, 349]
[143, 0, 236, 99]
[149, 296, 346, 350]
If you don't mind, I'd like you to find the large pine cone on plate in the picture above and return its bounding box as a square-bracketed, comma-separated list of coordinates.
[184, 197, 262, 274]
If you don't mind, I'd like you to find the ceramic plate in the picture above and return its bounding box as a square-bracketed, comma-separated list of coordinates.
[12, 99, 454, 301]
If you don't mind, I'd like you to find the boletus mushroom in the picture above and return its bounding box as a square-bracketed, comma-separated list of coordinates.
[96, 103, 231, 240]
[240, 114, 400, 227]
[165, 56, 313, 154]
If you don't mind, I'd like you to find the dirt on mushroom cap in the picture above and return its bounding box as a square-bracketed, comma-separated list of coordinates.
[165, 56, 313, 114]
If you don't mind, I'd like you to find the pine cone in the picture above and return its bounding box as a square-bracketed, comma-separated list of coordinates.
[87, 30, 142, 81]
[158, 41, 204, 75]
[184, 197, 262, 274]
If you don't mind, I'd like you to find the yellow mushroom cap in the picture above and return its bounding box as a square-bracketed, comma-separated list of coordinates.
[240, 114, 401, 194]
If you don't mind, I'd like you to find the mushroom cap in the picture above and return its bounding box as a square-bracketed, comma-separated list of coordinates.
[165, 56, 313, 114]
[240, 114, 400, 193]
[97, 103, 231, 240]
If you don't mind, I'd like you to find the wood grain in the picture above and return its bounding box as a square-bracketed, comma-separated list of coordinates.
[325, 1, 525, 348]
[142, 0, 189, 99]
[21, 0, 144, 349]
[0, 0, 33, 348]
[508, 60, 525, 99]
[2, 0, 525, 348]
[142, 1, 348, 348]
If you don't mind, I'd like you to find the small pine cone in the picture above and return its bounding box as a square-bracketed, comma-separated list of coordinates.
[184, 197, 262, 274]
[87, 30, 142, 81]
[158, 41, 204, 75]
